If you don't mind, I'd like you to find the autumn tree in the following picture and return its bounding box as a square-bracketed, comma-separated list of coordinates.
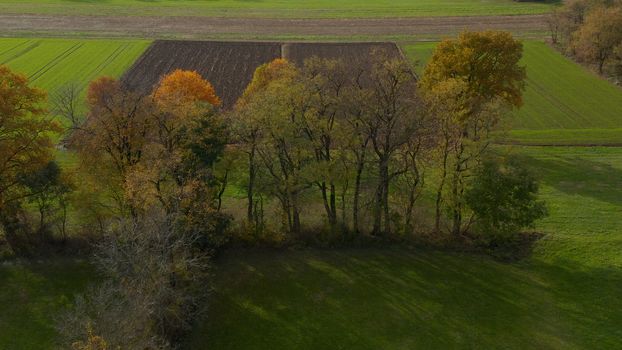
[129, 69, 224, 213]
[420, 79, 468, 234]
[58, 213, 208, 349]
[70, 77, 152, 215]
[297, 57, 353, 229]
[338, 66, 373, 234]
[233, 59, 314, 234]
[572, 6, 622, 73]
[235, 55, 432, 237]
[52, 82, 83, 131]
[0, 65, 61, 242]
[232, 59, 295, 224]
[361, 54, 426, 235]
[420, 31, 526, 236]
[20, 161, 74, 239]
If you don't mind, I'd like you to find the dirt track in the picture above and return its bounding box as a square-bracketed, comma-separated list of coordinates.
[0, 14, 548, 39]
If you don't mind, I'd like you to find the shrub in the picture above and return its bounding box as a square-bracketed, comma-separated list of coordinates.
[465, 157, 547, 244]
[57, 212, 211, 348]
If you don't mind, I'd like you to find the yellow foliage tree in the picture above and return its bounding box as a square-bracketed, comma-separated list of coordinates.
[572, 6, 622, 73]
[420, 30, 526, 119]
[124, 69, 225, 213]
[232, 59, 299, 224]
[419, 31, 526, 236]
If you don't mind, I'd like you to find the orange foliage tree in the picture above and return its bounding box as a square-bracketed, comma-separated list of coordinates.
[124, 69, 226, 213]
[70, 76, 152, 214]
[0, 65, 60, 231]
[153, 69, 220, 108]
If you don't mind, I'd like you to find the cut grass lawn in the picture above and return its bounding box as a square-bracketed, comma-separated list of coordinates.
[188, 146, 622, 349]
[403, 41, 622, 145]
[0, 259, 94, 349]
[0, 38, 150, 112]
[0, 0, 557, 19]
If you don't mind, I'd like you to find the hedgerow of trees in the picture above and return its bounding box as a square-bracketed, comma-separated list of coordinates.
[548, 0, 622, 80]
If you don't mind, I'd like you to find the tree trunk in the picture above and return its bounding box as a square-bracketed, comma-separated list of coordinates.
[319, 180, 338, 228]
[373, 157, 389, 235]
[450, 143, 465, 236]
[352, 153, 365, 234]
[329, 183, 337, 225]
[38, 206, 46, 240]
[341, 185, 347, 229]
[405, 176, 420, 235]
[319, 182, 333, 226]
[382, 166, 391, 235]
[247, 146, 256, 222]
[216, 170, 228, 212]
[292, 194, 301, 235]
[435, 141, 449, 234]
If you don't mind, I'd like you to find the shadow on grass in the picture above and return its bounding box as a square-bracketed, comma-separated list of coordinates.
[0, 259, 94, 349]
[515, 152, 622, 207]
[188, 247, 622, 349]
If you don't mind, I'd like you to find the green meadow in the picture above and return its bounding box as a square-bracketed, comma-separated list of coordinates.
[0, 259, 94, 349]
[3, 146, 620, 349]
[0, 0, 556, 18]
[184, 146, 622, 350]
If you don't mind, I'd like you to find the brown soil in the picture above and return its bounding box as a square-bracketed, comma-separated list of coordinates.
[122, 40, 403, 108]
[0, 14, 548, 39]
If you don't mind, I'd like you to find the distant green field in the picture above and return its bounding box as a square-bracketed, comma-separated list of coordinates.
[403, 41, 622, 145]
[0, 38, 150, 108]
[0, 0, 556, 18]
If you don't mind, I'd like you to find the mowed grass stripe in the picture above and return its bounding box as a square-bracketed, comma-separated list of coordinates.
[403, 41, 622, 144]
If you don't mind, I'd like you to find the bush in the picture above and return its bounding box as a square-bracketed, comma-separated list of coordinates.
[57, 212, 211, 348]
[465, 157, 547, 244]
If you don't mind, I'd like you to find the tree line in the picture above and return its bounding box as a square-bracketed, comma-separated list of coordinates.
[0, 30, 547, 348]
[548, 0, 622, 79]
[229, 31, 545, 243]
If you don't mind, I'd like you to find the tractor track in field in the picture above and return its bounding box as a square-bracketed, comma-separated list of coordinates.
[0, 14, 548, 39]
[29, 42, 84, 82]
[1, 40, 40, 65]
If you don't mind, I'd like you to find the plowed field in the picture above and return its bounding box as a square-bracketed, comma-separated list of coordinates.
[122, 40, 402, 108]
